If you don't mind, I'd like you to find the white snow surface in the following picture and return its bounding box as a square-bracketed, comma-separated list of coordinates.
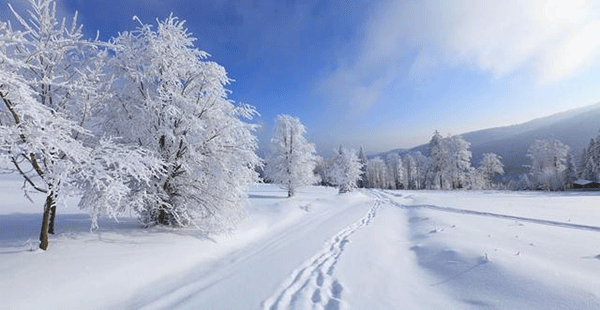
[1, 179, 600, 309]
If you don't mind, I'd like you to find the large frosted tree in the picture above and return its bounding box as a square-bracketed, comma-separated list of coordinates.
[105, 15, 260, 229]
[328, 146, 363, 193]
[265, 114, 317, 197]
[0, 0, 162, 249]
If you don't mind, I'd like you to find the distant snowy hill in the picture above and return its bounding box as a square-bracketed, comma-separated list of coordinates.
[378, 102, 600, 178]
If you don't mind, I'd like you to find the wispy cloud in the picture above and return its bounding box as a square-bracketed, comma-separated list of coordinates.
[320, 0, 600, 109]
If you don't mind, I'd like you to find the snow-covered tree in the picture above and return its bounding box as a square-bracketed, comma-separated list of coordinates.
[414, 152, 429, 190]
[106, 15, 260, 229]
[425, 132, 473, 190]
[478, 153, 504, 189]
[527, 138, 571, 190]
[404, 153, 416, 189]
[386, 153, 404, 189]
[264, 115, 317, 197]
[564, 153, 578, 187]
[444, 135, 473, 189]
[509, 173, 533, 190]
[580, 137, 600, 181]
[366, 157, 389, 189]
[426, 131, 446, 189]
[328, 146, 363, 193]
[313, 155, 327, 186]
[579, 141, 593, 180]
[0, 0, 162, 249]
[357, 146, 368, 188]
[468, 169, 486, 190]
[404, 151, 428, 190]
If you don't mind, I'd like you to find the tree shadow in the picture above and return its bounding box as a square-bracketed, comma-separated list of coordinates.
[581, 254, 600, 260]
[0, 212, 213, 251]
[248, 193, 285, 199]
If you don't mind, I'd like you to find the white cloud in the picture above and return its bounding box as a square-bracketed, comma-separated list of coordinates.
[402, 0, 600, 81]
[320, 0, 600, 109]
[539, 19, 600, 82]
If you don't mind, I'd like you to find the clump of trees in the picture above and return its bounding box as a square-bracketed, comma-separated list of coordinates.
[0, 0, 260, 249]
[523, 138, 576, 191]
[426, 132, 475, 190]
[356, 131, 504, 191]
[312, 146, 363, 193]
[327, 146, 363, 193]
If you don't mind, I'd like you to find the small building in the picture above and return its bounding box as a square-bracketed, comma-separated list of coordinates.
[571, 180, 600, 189]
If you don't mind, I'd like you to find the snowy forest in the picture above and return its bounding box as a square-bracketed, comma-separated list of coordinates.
[1, 0, 600, 253]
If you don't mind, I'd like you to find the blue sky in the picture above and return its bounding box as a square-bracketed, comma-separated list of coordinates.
[3, 0, 600, 155]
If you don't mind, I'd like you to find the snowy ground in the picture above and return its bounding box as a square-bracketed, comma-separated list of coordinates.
[1, 179, 600, 309]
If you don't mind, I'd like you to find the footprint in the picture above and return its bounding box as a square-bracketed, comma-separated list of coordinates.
[339, 238, 348, 250]
[331, 280, 343, 299]
[311, 288, 322, 303]
[317, 271, 324, 286]
[325, 298, 340, 310]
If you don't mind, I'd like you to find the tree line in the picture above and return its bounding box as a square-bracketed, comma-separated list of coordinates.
[263, 118, 599, 194]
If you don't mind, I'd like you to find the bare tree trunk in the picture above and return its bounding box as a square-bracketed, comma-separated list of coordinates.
[39, 191, 55, 250]
[48, 204, 57, 234]
[157, 207, 167, 225]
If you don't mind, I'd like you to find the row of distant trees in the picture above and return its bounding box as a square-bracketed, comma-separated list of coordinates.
[355, 134, 584, 192]
[262, 118, 505, 194]
[262, 116, 600, 194]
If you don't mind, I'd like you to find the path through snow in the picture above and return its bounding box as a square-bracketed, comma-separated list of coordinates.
[262, 200, 379, 310]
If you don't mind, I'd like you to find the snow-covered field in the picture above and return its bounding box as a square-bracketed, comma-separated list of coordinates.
[2, 179, 600, 309]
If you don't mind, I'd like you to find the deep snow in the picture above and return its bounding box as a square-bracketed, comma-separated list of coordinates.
[1, 179, 600, 309]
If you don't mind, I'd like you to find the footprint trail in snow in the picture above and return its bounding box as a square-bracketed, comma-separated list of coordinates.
[262, 200, 380, 310]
